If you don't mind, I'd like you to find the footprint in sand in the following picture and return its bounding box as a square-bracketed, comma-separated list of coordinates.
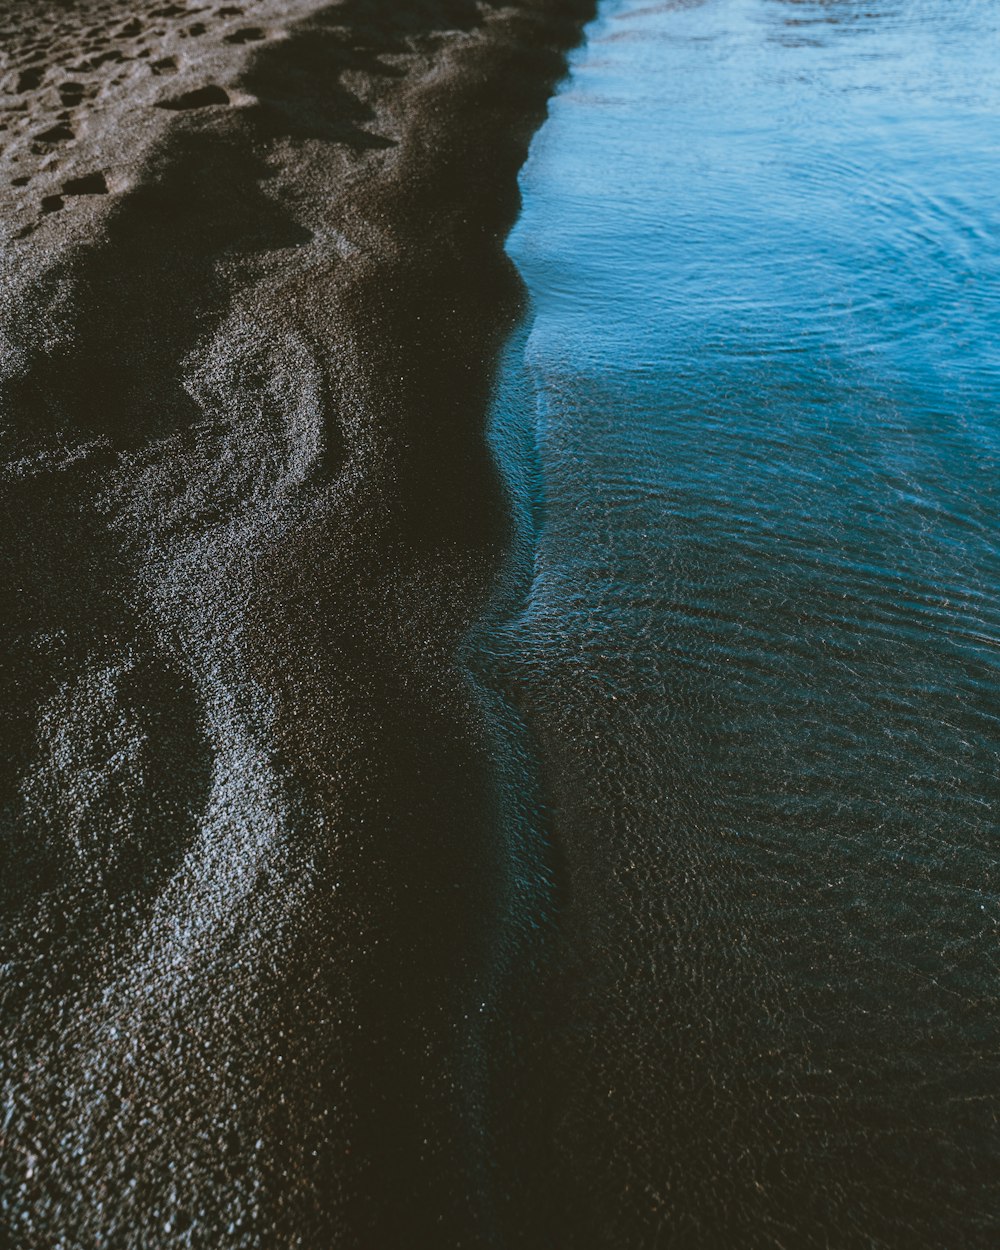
[35, 122, 74, 143]
[156, 85, 230, 110]
[62, 172, 108, 196]
[224, 27, 265, 45]
[17, 67, 46, 92]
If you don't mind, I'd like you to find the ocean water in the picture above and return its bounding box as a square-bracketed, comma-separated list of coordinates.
[486, 0, 1000, 1244]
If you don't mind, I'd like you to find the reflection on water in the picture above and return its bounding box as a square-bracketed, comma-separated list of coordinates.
[488, 0, 1000, 1244]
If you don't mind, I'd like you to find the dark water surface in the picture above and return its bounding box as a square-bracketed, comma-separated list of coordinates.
[485, 0, 1000, 1244]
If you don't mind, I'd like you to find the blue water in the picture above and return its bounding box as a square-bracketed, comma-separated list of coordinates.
[488, 1, 1000, 1243]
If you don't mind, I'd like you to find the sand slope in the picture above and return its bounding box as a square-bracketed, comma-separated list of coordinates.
[0, 1, 591, 1245]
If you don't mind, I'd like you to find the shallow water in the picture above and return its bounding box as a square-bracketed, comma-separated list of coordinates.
[487, 0, 1000, 1244]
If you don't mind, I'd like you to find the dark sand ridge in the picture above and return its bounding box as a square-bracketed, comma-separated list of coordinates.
[0, 1, 594, 1245]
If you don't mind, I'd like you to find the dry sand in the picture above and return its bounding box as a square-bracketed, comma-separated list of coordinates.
[0, 1, 592, 1245]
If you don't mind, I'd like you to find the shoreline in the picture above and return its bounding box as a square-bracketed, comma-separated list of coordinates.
[0, 1, 594, 1244]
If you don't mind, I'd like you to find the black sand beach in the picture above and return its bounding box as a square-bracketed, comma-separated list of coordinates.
[6, 2, 1000, 1247]
[0, 1, 592, 1244]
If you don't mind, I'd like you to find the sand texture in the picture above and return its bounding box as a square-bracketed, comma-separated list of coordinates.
[0, 1, 592, 1245]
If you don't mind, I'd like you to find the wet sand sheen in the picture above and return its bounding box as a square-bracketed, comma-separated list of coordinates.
[0, 1, 593, 1244]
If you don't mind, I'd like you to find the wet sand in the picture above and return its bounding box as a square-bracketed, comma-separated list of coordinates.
[0, 1, 592, 1245]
